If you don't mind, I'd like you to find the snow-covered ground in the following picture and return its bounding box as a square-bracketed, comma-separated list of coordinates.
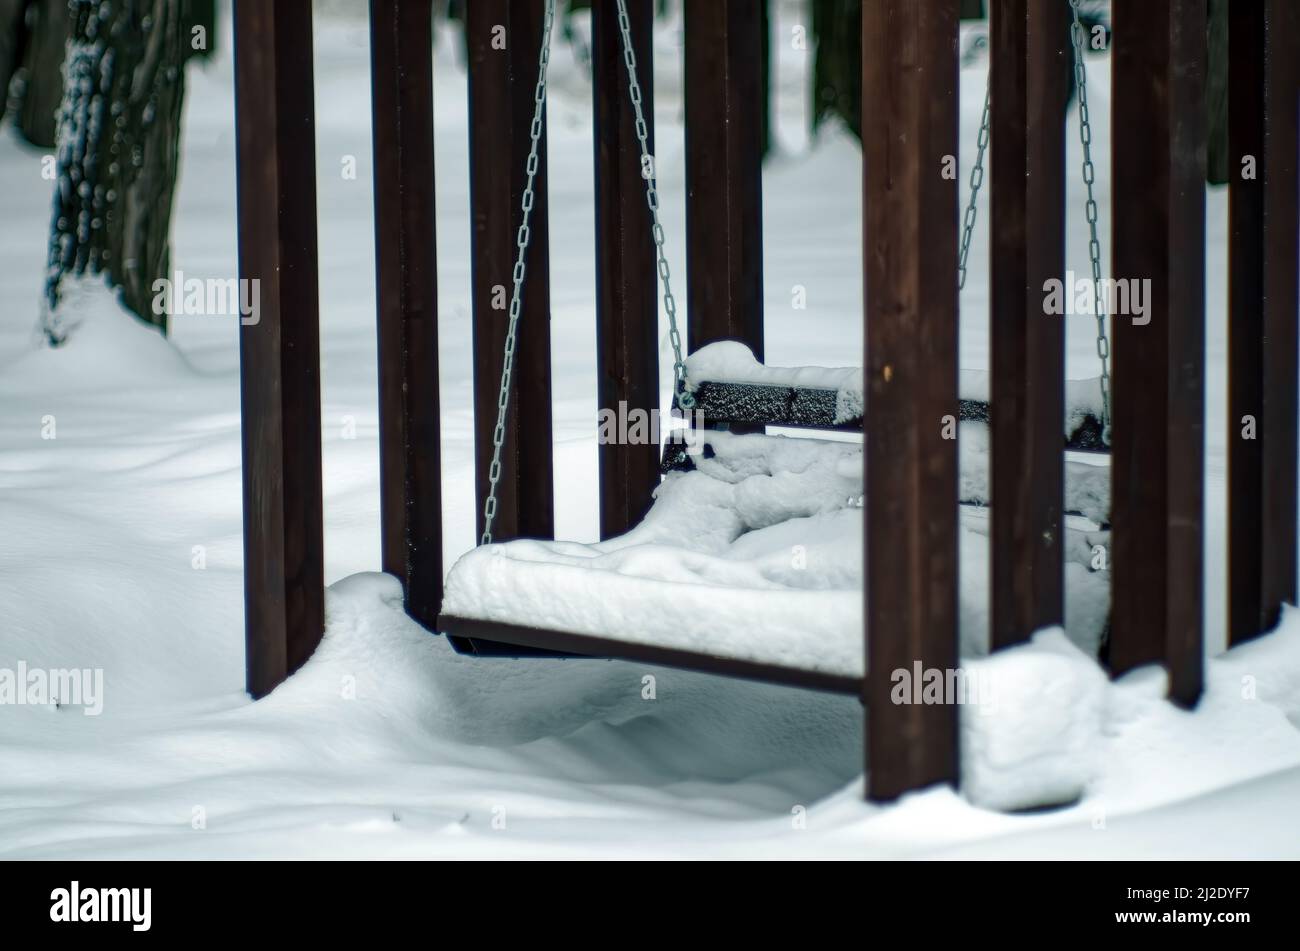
[1, 2, 1298, 858]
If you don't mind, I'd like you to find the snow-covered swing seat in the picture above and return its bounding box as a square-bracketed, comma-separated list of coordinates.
[440, 342, 1113, 691]
[437, 0, 1113, 691]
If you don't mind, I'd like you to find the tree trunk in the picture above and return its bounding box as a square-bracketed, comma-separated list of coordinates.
[12, 0, 71, 148]
[42, 0, 187, 343]
[1205, 0, 1229, 185]
[0, 0, 26, 124]
[759, 0, 771, 156]
[181, 0, 215, 62]
[811, 0, 862, 140]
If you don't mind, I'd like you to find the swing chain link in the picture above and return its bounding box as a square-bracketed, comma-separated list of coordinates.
[957, 79, 991, 292]
[484, 0, 1111, 545]
[959, 1, 1110, 439]
[481, 0, 557, 545]
[615, 0, 693, 410]
[1069, 0, 1110, 438]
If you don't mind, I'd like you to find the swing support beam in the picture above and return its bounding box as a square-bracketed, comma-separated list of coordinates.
[1110, 0, 1206, 706]
[370, 0, 442, 631]
[1228, 0, 1300, 647]
[988, 0, 1069, 650]
[593, 0, 660, 540]
[232, 0, 325, 700]
[684, 0, 765, 362]
[467, 0, 555, 546]
[861, 0, 961, 802]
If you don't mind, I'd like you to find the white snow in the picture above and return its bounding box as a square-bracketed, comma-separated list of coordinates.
[0, 4, 1294, 857]
[959, 628, 1108, 812]
[442, 430, 1110, 674]
[445, 433, 867, 675]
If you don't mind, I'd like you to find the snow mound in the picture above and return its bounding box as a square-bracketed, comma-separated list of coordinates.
[960, 628, 1107, 812]
[6, 278, 195, 387]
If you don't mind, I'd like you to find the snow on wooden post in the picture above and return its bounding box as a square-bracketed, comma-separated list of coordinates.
[1110, 0, 1206, 706]
[232, 0, 325, 699]
[988, 0, 1069, 649]
[592, 0, 660, 541]
[683, 0, 764, 362]
[1228, 0, 1299, 646]
[369, 0, 442, 631]
[862, 0, 961, 802]
[466, 0, 555, 544]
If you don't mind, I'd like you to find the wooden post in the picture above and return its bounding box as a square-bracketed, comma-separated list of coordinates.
[467, 0, 554, 542]
[1228, 0, 1299, 646]
[989, 0, 1069, 650]
[863, 0, 961, 801]
[592, 0, 659, 540]
[233, 0, 325, 699]
[370, 0, 442, 630]
[684, 0, 764, 359]
[1110, 0, 1206, 705]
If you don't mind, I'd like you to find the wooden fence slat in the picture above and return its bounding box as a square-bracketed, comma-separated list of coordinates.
[989, 0, 1069, 650]
[233, 0, 325, 698]
[592, 0, 659, 540]
[1228, 0, 1266, 646]
[370, 0, 442, 630]
[467, 0, 554, 543]
[1259, 0, 1300, 628]
[683, 0, 764, 359]
[1231, 0, 1300, 645]
[1111, 0, 1205, 705]
[863, 0, 961, 802]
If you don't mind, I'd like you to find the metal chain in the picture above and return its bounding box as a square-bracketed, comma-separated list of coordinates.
[614, 0, 693, 410]
[480, 0, 557, 545]
[957, 79, 991, 291]
[1069, 0, 1110, 438]
[482, 1, 1112, 545]
[959, 4, 1111, 438]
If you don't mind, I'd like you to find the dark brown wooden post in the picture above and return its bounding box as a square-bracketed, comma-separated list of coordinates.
[989, 0, 1069, 650]
[467, 0, 554, 542]
[862, 0, 961, 801]
[233, 0, 325, 699]
[683, 0, 764, 359]
[370, 0, 442, 630]
[1228, 0, 1299, 646]
[1110, 0, 1206, 705]
[592, 0, 659, 540]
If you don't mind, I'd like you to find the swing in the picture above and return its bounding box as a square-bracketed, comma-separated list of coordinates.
[669, 0, 1112, 458]
[436, 0, 1112, 689]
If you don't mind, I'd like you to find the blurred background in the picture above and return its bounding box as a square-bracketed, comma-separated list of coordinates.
[0, 1, 1158, 341]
